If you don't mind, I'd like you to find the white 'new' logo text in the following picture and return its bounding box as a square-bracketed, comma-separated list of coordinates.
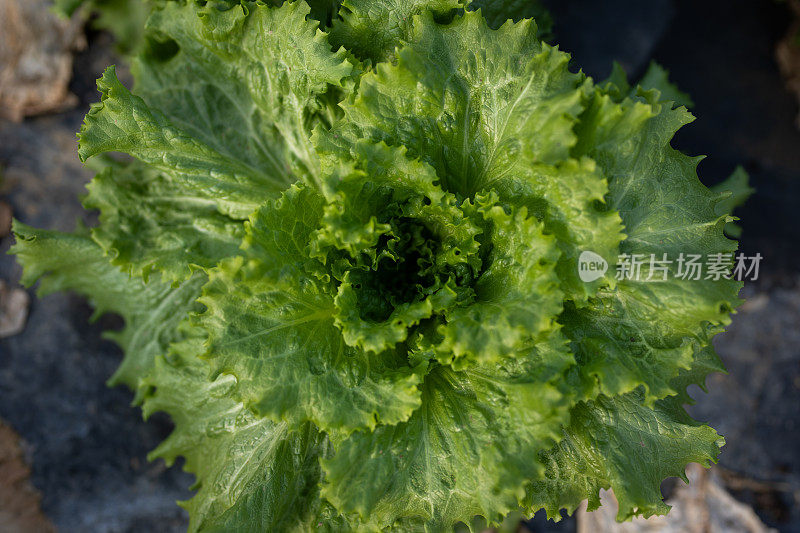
[578, 251, 608, 282]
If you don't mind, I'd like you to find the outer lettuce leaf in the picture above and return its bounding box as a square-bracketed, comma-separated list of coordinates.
[328, 0, 464, 63]
[75, 0, 354, 282]
[328, 0, 553, 65]
[525, 332, 727, 522]
[525, 390, 724, 521]
[79, 66, 283, 219]
[323, 344, 574, 531]
[468, 0, 552, 34]
[601, 61, 693, 109]
[84, 157, 243, 282]
[637, 62, 694, 109]
[78, 0, 352, 219]
[712, 166, 753, 238]
[133, 0, 353, 188]
[142, 332, 349, 532]
[712, 166, 753, 218]
[9, 222, 203, 395]
[342, 12, 583, 193]
[565, 88, 741, 402]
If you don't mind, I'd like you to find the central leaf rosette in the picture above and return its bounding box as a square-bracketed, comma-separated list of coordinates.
[312, 140, 562, 366]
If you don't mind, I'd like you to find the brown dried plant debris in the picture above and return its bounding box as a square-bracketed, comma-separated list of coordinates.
[0, 420, 54, 533]
[577, 464, 776, 533]
[0, 0, 86, 121]
[0, 201, 11, 238]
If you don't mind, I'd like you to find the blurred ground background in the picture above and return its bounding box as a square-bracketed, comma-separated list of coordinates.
[0, 0, 798, 532]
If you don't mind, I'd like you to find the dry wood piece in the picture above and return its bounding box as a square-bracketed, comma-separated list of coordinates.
[0, 201, 11, 239]
[0, 0, 86, 121]
[0, 420, 54, 533]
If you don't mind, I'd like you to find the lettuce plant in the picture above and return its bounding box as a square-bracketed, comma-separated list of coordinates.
[12, 0, 743, 530]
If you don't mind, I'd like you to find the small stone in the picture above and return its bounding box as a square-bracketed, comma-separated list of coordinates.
[0, 280, 29, 338]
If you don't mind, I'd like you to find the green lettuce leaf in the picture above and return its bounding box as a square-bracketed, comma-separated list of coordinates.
[637, 62, 694, 109]
[712, 166, 753, 238]
[142, 331, 348, 532]
[10, 222, 203, 395]
[525, 390, 724, 521]
[601, 61, 694, 109]
[76, 0, 355, 282]
[323, 347, 573, 530]
[468, 0, 552, 35]
[566, 87, 741, 402]
[84, 157, 243, 282]
[132, 0, 353, 189]
[78, 0, 353, 221]
[79, 66, 284, 219]
[341, 13, 583, 192]
[328, 0, 464, 64]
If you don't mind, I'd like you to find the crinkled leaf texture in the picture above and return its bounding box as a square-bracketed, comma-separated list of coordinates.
[11, 1, 742, 531]
[11, 222, 204, 398]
